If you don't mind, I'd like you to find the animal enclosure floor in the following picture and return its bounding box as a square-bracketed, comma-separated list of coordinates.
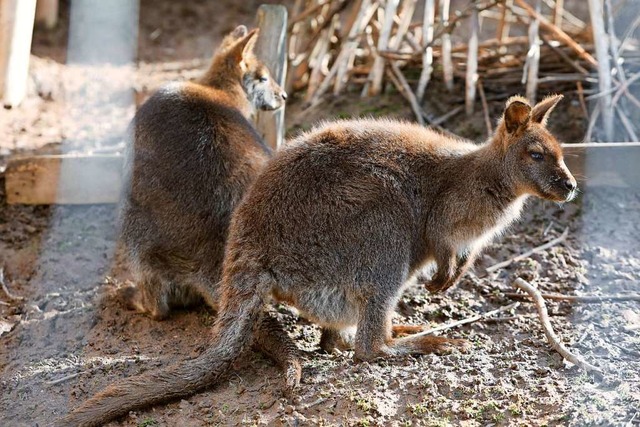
[1, 0, 639, 425]
[1, 178, 639, 427]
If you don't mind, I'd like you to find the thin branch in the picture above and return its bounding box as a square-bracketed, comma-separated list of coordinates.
[413, 302, 521, 337]
[486, 228, 569, 273]
[0, 268, 24, 302]
[505, 291, 640, 303]
[386, 62, 425, 126]
[514, 278, 603, 374]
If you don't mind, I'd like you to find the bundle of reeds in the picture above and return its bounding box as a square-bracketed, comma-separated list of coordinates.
[286, 0, 640, 141]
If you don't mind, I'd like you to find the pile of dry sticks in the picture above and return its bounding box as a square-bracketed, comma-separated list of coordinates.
[286, 0, 640, 141]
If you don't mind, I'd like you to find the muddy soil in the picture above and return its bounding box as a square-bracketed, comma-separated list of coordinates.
[1, 1, 639, 426]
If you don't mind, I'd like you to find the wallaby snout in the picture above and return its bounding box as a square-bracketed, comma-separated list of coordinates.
[244, 72, 287, 111]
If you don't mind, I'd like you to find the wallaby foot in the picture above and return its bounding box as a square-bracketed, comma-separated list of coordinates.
[319, 327, 355, 353]
[252, 315, 302, 394]
[354, 295, 469, 362]
[392, 333, 470, 355]
[118, 282, 170, 321]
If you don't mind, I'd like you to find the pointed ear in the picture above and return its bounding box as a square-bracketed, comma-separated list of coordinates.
[231, 25, 248, 38]
[227, 29, 259, 65]
[531, 94, 563, 126]
[503, 96, 531, 134]
[241, 29, 259, 60]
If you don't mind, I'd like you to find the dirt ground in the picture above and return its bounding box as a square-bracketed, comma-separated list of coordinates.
[1, 1, 639, 426]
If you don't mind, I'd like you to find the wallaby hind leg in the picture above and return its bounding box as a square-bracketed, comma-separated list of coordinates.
[319, 327, 355, 353]
[320, 324, 427, 352]
[354, 293, 469, 362]
[120, 272, 171, 320]
[252, 314, 302, 393]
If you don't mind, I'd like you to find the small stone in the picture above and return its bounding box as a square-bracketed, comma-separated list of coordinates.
[284, 405, 295, 414]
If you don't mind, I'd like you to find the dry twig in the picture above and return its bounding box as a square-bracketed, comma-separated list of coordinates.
[413, 302, 521, 337]
[486, 228, 569, 273]
[513, 278, 603, 374]
[504, 291, 640, 303]
[0, 268, 24, 302]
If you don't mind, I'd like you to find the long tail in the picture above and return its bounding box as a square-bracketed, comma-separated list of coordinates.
[57, 281, 267, 427]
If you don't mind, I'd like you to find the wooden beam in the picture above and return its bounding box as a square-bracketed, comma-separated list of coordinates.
[6, 144, 640, 205]
[255, 5, 288, 150]
[0, 0, 37, 108]
[5, 155, 123, 205]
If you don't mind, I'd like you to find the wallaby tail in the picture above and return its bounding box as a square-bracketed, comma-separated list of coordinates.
[57, 280, 267, 427]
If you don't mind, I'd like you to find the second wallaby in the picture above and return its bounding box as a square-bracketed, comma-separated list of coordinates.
[60, 95, 576, 426]
[119, 25, 285, 320]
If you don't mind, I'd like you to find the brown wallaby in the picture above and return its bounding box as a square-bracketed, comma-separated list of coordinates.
[113, 24, 300, 408]
[119, 25, 286, 320]
[59, 95, 576, 426]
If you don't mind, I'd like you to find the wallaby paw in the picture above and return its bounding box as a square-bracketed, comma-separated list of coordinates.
[424, 281, 455, 294]
[430, 337, 471, 354]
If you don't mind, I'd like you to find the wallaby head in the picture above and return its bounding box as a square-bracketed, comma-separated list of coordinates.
[204, 25, 287, 111]
[492, 94, 577, 203]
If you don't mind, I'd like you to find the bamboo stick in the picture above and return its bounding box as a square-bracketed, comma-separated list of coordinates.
[587, 0, 614, 140]
[334, 0, 377, 95]
[513, 0, 597, 67]
[465, 5, 479, 115]
[552, 0, 563, 28]
[416, 0, 436, 102]
[440, 0, 454, 91]
[364, 0, 398, 96]
[524, 0, 541, 104]
[387, 61, 425, 125]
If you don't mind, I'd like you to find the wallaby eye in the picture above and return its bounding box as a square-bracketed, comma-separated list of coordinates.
[530, 152, 544, 161]
[258, 76, 268, 83]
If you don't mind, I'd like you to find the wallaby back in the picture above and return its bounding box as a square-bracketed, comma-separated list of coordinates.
[61, 96, 575, 426]
[119, 25, 285, 320]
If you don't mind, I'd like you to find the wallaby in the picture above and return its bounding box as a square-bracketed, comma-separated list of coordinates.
[59, 95, 577, 426]
[119, 25, 286, 320]
[114, 24, 299, 404]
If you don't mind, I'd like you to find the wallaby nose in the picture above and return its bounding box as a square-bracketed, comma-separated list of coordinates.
[564, 179, 576, 191]
[281, 91, 287, 101]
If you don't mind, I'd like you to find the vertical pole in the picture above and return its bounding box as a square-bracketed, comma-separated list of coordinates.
[588, 0, 614, 141]
[465, 6, 478, 115]
[255, 5, 288, 150]
[0, 0, 37, 108]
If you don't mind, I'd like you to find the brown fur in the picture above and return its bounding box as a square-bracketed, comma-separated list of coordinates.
[119, 25, 285, 320]
[59, 95, 576, 426]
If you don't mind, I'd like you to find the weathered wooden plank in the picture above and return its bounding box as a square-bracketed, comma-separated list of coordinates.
[5, 144, 640, 205]
[5, 155, 123, 205]
[255, 5, 288, 150]
[0, 0, 37, 108]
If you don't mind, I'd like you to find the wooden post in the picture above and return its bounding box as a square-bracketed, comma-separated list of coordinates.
[364, 0, 398, 96]
[416, 0, 435, 102]
[525, 0, 541, 104]
[587, 0, 614, 141]
[0, 0, 37, 108]
[439, 0, 454, 91]
[255, 5, 288, 150]
[35, 0, 58, 29]
[465, 6, 479, 115]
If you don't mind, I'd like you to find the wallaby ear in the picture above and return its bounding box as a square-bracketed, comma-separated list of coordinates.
[227, 29, 259, 66]
[503, 96, 531, 134]
[531, 94, 563, 126]
[231, 25, 248, 39]
[241, 29, 259, 60]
